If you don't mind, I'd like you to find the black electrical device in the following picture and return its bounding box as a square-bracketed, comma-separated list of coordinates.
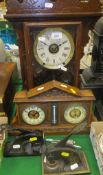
[4, 128, 44, 157]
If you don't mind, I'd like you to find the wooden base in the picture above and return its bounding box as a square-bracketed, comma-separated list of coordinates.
[11, 114, 96, 135]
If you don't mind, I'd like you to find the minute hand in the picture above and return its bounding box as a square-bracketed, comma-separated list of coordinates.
[58, 40, 68, 47]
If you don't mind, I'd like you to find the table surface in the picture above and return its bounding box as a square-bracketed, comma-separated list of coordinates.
[0, 134, 100, 175]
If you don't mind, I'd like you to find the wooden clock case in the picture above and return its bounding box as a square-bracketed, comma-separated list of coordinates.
[23, 21, 82, 87]
[0, 62, 16, 117]
[5, 0, 103, 89]
[13, 80, 95, 134]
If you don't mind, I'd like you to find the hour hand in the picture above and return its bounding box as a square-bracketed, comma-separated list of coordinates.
[40, 41, 49, 46]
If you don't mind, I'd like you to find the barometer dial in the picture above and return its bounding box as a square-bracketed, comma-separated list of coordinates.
[22, 105, 45, 125]
[64, 104, 86, 124]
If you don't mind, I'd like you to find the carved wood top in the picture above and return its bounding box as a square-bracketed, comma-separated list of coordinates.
[27, 80, 82, 98]
[14, 82, 95, 103]
[5, 0, 103, 19]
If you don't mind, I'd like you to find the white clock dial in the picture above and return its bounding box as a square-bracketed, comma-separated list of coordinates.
[22, 105, 45, 125]
[64, 104, 86, 124]
[34, 28, 74, 69]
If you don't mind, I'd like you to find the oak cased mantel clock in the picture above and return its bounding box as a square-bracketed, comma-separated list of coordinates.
[12, 80, 95, 134]
[5, 0, 103, 89]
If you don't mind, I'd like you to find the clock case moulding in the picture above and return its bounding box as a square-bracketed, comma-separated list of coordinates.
[12, 80, 95, 134]
[5, 0, 103, 16]
[5, 0, 103, 89]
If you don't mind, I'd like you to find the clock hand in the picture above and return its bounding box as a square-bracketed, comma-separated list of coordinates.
[58, 40, 68, 47]
[40, 41, 49, 46]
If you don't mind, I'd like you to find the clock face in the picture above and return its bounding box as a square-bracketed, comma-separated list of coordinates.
[64, 104, 86, 124]
[33, 28, 74, 70]
[22, 105, 45, 125]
